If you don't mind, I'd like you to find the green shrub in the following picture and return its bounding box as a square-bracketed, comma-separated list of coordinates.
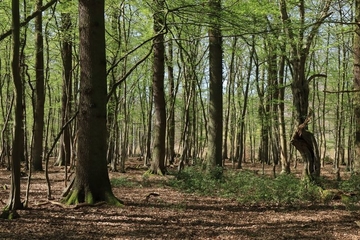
[168, 166, 222, 195]
[111, 177, 135, 188]
[339, 174, 360, 193]
[169, 167, 323, 205]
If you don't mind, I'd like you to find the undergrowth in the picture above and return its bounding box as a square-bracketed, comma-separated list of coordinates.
[110, 177, 135, 188]
[168, 166, 324, 205]
[110, 166, 360, 207]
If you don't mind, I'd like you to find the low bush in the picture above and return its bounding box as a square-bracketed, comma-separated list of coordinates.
[111, 177, 135, 188]
[168, 167, 323, 205]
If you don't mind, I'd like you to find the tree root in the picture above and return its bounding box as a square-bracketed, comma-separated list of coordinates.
[35, 200, 106, 209]
[145, 192, 160, 202]
[64, 189, 123, 207]
[0, 209, 20, 219]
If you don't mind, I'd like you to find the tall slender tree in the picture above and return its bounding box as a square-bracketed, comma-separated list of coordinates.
[148, 0, 167, 175]
[206, 0, 223, 176]
[1, 0, 23, 219]
[32, 0, 45, 171]
[55, 12, 72, 167]
[65, 0, 121, 206]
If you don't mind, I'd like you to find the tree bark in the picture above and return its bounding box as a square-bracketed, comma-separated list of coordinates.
[32, 0, 45, 171]
[1, 0, 23, 219]
[65, 0, 121, 206]
[354, 0, 360, 173]
[206, 0, 223, 176]
[165, 38, 176, 165]
[280, 0, 330, 180]
[148, 0, 167, 175]
[55, 13, 72, 167]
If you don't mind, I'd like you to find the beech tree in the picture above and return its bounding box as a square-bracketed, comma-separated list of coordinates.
[206, 0, 223, 176]
[65, 0, 121, 206]
[148, 0, 167, 175]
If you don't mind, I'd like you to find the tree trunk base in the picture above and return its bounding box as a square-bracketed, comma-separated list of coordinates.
[146, 168, 165, 176]
[291, 129, 320, 181]
[0, 209, 20, 219]
[64, 189, 123, 207]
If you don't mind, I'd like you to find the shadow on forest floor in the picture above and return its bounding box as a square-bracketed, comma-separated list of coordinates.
[0, 161, 359, 239]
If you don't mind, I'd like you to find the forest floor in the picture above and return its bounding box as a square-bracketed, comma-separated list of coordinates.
[0, 159, 359, 239]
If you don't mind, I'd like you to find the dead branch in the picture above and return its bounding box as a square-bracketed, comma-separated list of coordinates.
[307, 74, 327, 83]
[43, 201, 106, 209]
[145, 192, 160, 202]
[323, 89, 360, 94]
[294, 109, 313, 137]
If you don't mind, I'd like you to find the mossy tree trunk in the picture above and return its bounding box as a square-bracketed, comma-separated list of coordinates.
[65, 0, 121, 206]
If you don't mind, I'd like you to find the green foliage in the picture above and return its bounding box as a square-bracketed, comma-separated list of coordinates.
[110, 177, 136, 188]
[168, 167, 323, 205]
[339, 174, 360, 193]
[169, 166, 224, 195]
[338, 175, 360, 209]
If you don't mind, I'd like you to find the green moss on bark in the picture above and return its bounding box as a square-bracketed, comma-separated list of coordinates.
[0, 209, 20, 219]
[64, 189, 123, 207]
[64, 190, 80, 205]
[104, 191, 124, 207]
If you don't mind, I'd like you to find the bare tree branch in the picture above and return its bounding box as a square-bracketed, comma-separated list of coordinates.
[0, 0, 58, 42]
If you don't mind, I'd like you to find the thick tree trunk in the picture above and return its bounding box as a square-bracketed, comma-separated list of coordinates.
[280, 0, 330, 180]
[149, 0, 166, 175]
[206, 0, 223, 175]
[65, 0, 121, 206]
[353, 0, 360, 173]
[291, 118, 320, 181]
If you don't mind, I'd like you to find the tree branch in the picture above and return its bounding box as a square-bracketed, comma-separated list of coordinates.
[307, 74, 327, 83]
[0, 0, 58, 42]
[107, 48, 152, 102]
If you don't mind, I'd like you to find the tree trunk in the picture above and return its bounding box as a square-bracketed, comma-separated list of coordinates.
[65, 0, 121, 206]
[206, 0, 223, 176]
[55, 12, 72, 167]
[148, 0, 166, 175]
[32, 0, 45, 171]
[1, 0, 23, 219]
[278, 42, 290, 174]
[223, 37, 237, 161]
[353, 0, 360, 173]
[165, 38, 176, 165]
[236, 39, 254, 169]
[280, 0, 330, 180]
